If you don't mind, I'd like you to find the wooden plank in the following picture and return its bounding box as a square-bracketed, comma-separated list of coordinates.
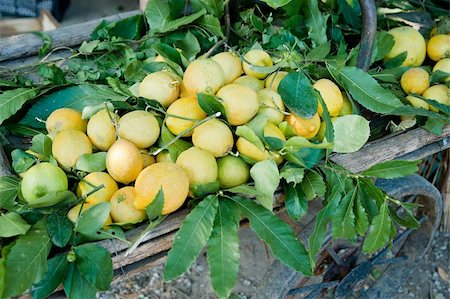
[0, 10, 141, 62]
[330, 125, 450, 173]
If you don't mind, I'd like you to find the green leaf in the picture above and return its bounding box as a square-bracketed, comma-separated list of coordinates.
[174, 30, 201, 60]
[159, 125, 192, 161]
[306, 42, 331, 60]
[30, 133, 52, 158]
[30, 254, 68, 299]
[354, 194, 370, 236]
[387, 106, 449, 123]
[197, 93, 227, 121]
[300, 170, 326, 201]
[0, 243, 14, 298]
[75, 202, 111, 236]
[250, 160, 280, 210]
[0, 212, 31, 237]
[362, 160, 420, 179]
[194, 0, 225, 18]
[144, 0, 170, 31]
[308, 186, 341, 265]
[63, 263, 97, 299]
[6, 124, 45, 136]
[280, 165, 305, 185]
[207, 199, 240, 299]
[164, 195, 218, 281]
[11, 149, 35, 173]
[236, 126, 265, 151]
[232, 197, 312, 275]
[224, 184, 264, 198]
[278, 71, 318, 118]
[3, 220, 51, 298]
[430, 70, 450, 84]
[75, 152, 107, 173]
[327, 64, 404, 113]
[47, 212, 73, 247]
[372, 31, 394, 62]
[195, 14, 224, 37]
[423, 99, 450, 116]
[304, 0, 327, 46]
[75, 243, 113, 290]
[363, 202, 391, 253]
[331, 189, 356, 239]
[191, 181, 220, 197]
[163, 9, 207, 33]
[316, 88, 334, 150]
[78, 40, 100, 53]
[384, 52, 407, 68]
[33, 32, 52, 57]
[422, 118, 446, 135]
[388, 205, 419, 228]
[107, 15, 145, 39]
[20, 85, 127, 128]
[27, 190, 77, 209]
[152, 43, 183, 66]
[146, 188, 164, 220]
[285, 183, 307, 221]
[0, 88, 39, 125]
[38, 64, 66, 85]
[0, 176, 20, 209]
[260, 0, 293, 9]
[333, 115, 370, 153]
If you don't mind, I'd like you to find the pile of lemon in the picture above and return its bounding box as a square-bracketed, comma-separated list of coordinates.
[20, 49, 353, 225]
[385, 26, 450, 109]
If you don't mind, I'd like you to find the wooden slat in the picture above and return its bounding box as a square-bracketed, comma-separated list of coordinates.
[0, 10, 141, 62]
[330, 125, 450, 173]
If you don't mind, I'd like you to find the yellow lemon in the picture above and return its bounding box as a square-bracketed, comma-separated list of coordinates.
[176, 147, 218, 188]
[427, 34, 450, 61]
[400, 68, 430, 95]
[233, 75, 265, 92]
[87, 109, 119, 151]
[384, 26, 426, 66]
[212, 51, 243, 84]
[433, 58, 450, 82]
[156, 150, 174, 163]
[217, 155, 250, 188]
[192, 119, 234, 157]
[134, 162, 189, 214]
[46, 108, 87, 134]
[422, 84, 449, 112]
[265, 71, 288, 92]
[216, 83, 259, 126]
[236, 137, 270, 164]
[406, 95, 429, 110]
[118, 110, 160, 148]
[242, 49, 273, 79]
[339, 94, 353, 116]
[141, 149, 156, 168]
[110, 187, 147, 224]
[313, 79, 344, 117]
[106, 139, 143, 184]
[183, 58, 225, 94]
[67, 203, 112, 226]
[257, 88, 286, 124]
[285, 113, 321, 139]
[52, 130, 92, 170]
[139, 71, 180, 107]
[166, 97, 207, 137]
[76, 172, 118, 204]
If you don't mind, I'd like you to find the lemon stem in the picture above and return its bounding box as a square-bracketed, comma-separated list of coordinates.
[145, 105, 200, 122]
[153, 112, 222, 156]
[73, 183, 105, 229]
[124, 215, 168, 256]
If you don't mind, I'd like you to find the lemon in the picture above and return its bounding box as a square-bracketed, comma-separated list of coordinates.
[433, 58, 450, 82]
[176, 147, 218, 188]
[118, 110, 160, 148]
[242, 49, 273, 79]
[216, 83, 259, 126]
[110, 187, 147, 224]
[384, 26, 426, 66]
[265, 71, 288, 92]
[192, 119, 234, 157]
[67, 203, 112, 226]
[285, 113, 321, 139]
[183, 58, 225, 94]
[263, 122, 286, 141]
[166, 97, 207, 137]
[179, 80, 195, 97]
[236, 137, 270, 163]
[46, 108, 87, 134]
[406, 95, 429, 110]
[422, 84, 449, 112]
[134, 162, 189, 214]
[87, 109, 119, 151]
[212, 52, 243, 84]
[313, 79, 344, 117]
[400, 68, 430, 95]
[217, 155, 250, 188]
[139, 71, 180, 107]
[427, 34, 450, 61]
[339, 94, 353, 116]
[141, 149, 156, 168]
[20, 162, 68, 203]
[76, 172, 118, 204]
[52, 130, 93, 170]
[233, 75, 265, 92]
[257, 88, 286, 124]
[156, 150, 174, 163]
[106, 139, 143, 184]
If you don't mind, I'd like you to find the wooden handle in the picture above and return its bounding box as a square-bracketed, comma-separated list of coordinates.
[357, 0, 377, 71]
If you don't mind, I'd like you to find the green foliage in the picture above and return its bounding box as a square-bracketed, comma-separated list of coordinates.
[75, 152, 107, 173]
[361, 160, 420, 179]
[30, 254, 68, 299]
[164, 195, 218, 281]
[74, 244, 113, 290]
[64, 263, 97, 299]
[232, 196, 312, 275]
[363, 202, 392, 253]
[75, 202, 111, 236]
[304, 0, 328, 46]
[0, 88, 39, 125]
[285, 183, 307, 221]
[33, 32, 52, 58]
[332, 115, 370, 153]
[207, 199, 240, 299]
[47, 212, 73, 247]
[0, 176, 20, 209]
[3, 220, 51, 298]
[331, 189, 356, 239]
[0, 212, 31, 237]
[11, 149, 35, 173]
[300, 170, 326, 201]
[250, 159, 280, 210]
[197, 93, 227, 121]
[146, 188, 164, 220]
[158, 125, 192, 161]
[30, 133, 52, 159]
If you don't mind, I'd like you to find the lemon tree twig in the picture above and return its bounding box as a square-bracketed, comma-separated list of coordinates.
[124, 215, 168, 256]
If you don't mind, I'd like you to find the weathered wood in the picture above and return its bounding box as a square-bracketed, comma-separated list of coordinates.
[330, 125, 450, 173]
[0, 10, 141, 62]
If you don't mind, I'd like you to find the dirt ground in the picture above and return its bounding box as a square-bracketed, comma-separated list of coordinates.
[98, 227, 449, 299]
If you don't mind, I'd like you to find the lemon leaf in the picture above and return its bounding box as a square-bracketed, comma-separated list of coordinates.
[300, 170, 326, 201]
[146, 188, 164, 220]
[250, 159, 280, 210]
[361, 160, 420, 179]
[30, 254, 68, 299]
[0, 88, 39, 125]
[207, 199, 240, 299]
[75, 152, 107, 173]
[0, 176, 19, 209]
[354, 194, 370, 236]
[0, 212, 31, 237]
[363, 202, 392, 253]
[285, 183, 307, 222]
[63, 263, 97, 299]
[280, 165, 305, 185]
[304, 0, 327, 46]
[197, 93, 227, 121]
[331, 189, 356, 239]
[333, 115, 370, 153]
[164, 195, 218, 281]
[236, 125, 265, 151]
[75, 202, 111, 236]
[260, 0, 293, 9]
[47, 212, 73, 248]
[232, 196, 312, 275]
[75, 244, 113, 290]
